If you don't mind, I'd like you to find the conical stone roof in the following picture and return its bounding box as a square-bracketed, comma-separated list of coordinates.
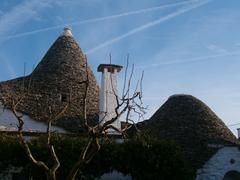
[0, 28, 99, 132]
[146, 94, 237, 144]
[138, 94, 238, 168]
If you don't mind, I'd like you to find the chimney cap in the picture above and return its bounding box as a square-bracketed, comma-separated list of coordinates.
[97, 64, 123, 73]
[62, 26, 73, 37]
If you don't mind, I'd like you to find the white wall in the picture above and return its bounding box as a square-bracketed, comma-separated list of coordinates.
[0, 108, 66, 133]
[196, 146, 240, 180]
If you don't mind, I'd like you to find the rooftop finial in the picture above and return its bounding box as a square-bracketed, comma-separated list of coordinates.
[62, 27, 73, 37]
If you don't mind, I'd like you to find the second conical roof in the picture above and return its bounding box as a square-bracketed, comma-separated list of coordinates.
[146, 94, 237, 145]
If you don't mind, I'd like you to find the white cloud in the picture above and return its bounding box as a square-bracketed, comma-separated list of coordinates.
[207, 44, 228, 53]
[0, 0, 55, 37]
[0, 0, 55, 78]
[235, 42, 240, 46]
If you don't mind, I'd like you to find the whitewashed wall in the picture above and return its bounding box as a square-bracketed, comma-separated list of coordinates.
[196, 146, 240, 180]
[0, 108, 66, 133]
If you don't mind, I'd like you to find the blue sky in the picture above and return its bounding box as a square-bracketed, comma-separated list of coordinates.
[0, 0, 240, 135]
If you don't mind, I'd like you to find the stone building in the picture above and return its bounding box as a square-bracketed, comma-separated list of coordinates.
[1, 27, 240, 179]
[0, 28, 99, 132]
[136, 94, 240, 180]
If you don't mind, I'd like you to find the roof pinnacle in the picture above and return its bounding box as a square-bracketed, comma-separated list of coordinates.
[62, 27, 73, 37]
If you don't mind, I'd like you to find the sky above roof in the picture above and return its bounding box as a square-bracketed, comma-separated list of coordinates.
[0, 0, 240, 135]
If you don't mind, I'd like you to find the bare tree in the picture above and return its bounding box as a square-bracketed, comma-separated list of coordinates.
[3, 55, 145, 180]
[4, 91, 69, 180]
[67, 56, 145, 180]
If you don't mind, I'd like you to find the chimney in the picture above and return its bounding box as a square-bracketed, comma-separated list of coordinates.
[97, 64, 123, 134]
[62, 27, 73, 37]
[237, 128, 240, 139]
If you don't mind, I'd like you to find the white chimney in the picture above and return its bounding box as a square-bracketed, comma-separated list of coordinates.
[98, 64, 123, 134]
[237, 128, 240, 139]
[62, 27, 73, 37]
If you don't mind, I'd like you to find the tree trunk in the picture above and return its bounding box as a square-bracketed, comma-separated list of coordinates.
[46, 171, 57, 180]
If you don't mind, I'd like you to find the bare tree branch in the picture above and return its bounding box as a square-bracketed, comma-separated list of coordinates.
[5, 53, 146, 180]
[7, 77, 69, 180]
[11, 100, 49, 173]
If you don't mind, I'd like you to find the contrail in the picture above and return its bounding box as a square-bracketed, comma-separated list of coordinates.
[86, 0, 210, 54]
[141, 51, 240, 69]
[227, 122, 240, 127]
[1, 0, 196, 40]
[160, 51, 240, 65]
